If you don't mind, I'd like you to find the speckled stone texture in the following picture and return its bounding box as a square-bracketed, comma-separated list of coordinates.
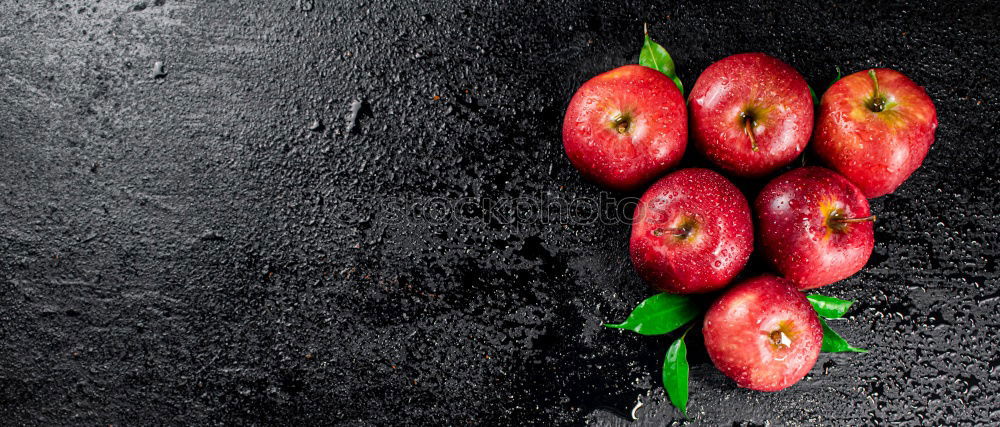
[0, 0, 997, 425]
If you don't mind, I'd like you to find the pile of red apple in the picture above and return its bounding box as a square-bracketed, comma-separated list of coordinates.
[564, 27, 937, 414]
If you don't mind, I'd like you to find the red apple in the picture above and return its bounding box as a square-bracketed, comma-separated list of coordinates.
[813, 68, 938, 198]
[703, 275, 823, 392]
[755, 166, 874, 289]
[562, 65, 687, 191]
[629, 168, 753, 293]
[688, 53, 813, 177]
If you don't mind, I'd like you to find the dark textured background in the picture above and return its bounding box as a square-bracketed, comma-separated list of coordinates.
[1, 0, 998, 425]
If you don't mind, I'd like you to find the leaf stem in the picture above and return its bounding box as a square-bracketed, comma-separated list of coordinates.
[680, 322, 695, 339]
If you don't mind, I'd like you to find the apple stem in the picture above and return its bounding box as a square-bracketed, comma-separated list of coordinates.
[867, 69, 886, 112]
[653, 227, 687, 237]
[743, 117, 759, 152]
[869, 69, 880, 95]
[644, 22, 649, 36]
[611, 113, 631, 134]
[833, 215, 877, 224]
[616, 121, 629, 134]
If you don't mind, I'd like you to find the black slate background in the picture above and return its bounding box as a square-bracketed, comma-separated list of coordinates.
[1, 0, 998, 425]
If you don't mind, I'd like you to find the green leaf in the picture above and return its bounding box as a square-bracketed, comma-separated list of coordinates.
[808, 295, 854, 318]
[662, 334, 689, 416]
[819, 317, 868, 353]
[670, 76, 684, 96]
[639, 25, 683, 95]
[813, 66, 844, 106]
[639, 32, 676, 77]
[604, 293, 699, 335]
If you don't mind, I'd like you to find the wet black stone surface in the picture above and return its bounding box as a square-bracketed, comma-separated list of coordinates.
[1, 0, 997, 425]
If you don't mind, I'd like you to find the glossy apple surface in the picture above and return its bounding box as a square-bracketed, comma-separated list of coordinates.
[688, 53, 813, 177]
[813, 68, 938, 198]
[703, 275, 823, 392]
[629, 168, 753, 293]
[562, 65, 687, 191]
[755, 167, 874, 289]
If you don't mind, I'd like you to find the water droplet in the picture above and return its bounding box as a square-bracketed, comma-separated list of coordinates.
[345, 99, 364, 133]
[151, 61, 167, 78]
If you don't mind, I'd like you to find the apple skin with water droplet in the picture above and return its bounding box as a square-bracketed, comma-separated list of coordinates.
[629, 168, 753, 294]
[755, 167, 875, 290]
[813, 68, 938, 198]
[688, 53, 813, 177]
[562, 65, 687, 191]
[703, 275, 823, 392]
